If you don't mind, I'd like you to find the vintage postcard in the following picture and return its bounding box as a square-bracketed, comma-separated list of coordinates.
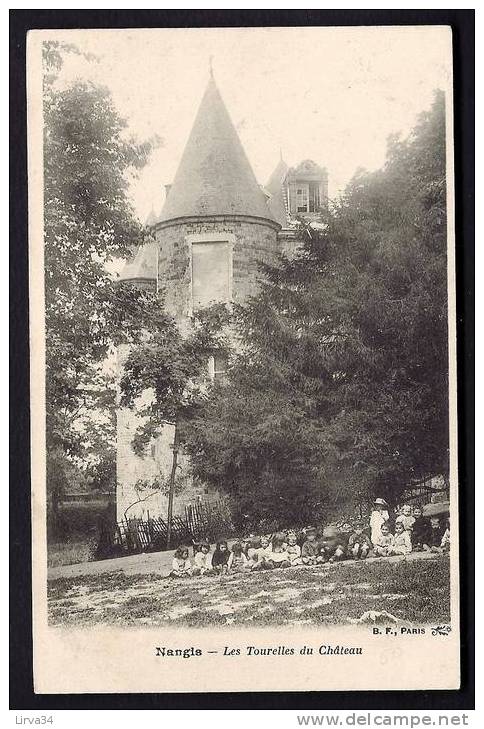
[28, 25, 459, 694]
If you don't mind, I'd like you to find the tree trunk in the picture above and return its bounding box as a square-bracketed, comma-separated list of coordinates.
[49, 485, 62, 540]
[166, 421, 179, 550]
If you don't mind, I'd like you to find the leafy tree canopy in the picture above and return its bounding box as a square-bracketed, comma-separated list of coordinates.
[43, 42, 162, 499]
[183, 90, 448, 526]
[120, 303, 231, 455]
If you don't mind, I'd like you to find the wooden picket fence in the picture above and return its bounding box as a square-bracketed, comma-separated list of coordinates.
[184, 499, 234, 541]
[95, 499, 234, 560]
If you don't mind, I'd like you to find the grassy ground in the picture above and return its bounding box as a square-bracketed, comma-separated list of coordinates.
[48, 539, 95, 568]
[48, 554, 450, 628]
[47, 499, 113, 567]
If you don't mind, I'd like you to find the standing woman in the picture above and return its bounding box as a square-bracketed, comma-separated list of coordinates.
[370, 498, 390, 545]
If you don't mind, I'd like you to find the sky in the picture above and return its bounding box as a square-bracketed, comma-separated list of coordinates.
[40, 26, 452, 222]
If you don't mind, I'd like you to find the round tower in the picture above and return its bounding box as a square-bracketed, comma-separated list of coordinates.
[115, 222, 160, 523]
[154, 73, 280, 322]
[116, 74, 281, 522]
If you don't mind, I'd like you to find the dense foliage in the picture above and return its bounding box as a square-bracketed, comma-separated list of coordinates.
[120, 304, 231, 453]
[43, 42, 160, 519]
[183, 91, 448, 527]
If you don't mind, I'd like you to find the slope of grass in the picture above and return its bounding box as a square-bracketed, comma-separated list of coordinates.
[48, 554, 450, 628]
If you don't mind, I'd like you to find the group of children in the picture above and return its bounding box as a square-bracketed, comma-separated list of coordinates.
[169, 498, 451, 578]
[370, 499, 450, 557]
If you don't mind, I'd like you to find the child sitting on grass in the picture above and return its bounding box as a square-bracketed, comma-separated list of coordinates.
[169, 545, 192, 577]
[192, 540, 213, 575]
[227, 541, 249, 572]
[440, 517, 450, 551]
[372, 522, 394, 557]
[346, 522, 372, 560]
[266, 534, 291, 568]
[241, 534, 255, 558]
[286, 530, 302, 566]
[424, 515, 450, 553]
[316, 542, 329, 564]
[247, 536, 275, 570]
[301, 526, 320, 565]
[411, 506, 430, 551]
[395, 503, 415, 532]
[388, 521, 412, 556]
[259, 534, 275, 563]
[427, 517, 445, 551]
[211, 540, 230, 574]
[319, 526, 346, 563]
[246, 535, 260, 560]
[246, 536, 263, 569]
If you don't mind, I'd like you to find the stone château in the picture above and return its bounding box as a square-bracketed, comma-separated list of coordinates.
[116, 72, 328, 521]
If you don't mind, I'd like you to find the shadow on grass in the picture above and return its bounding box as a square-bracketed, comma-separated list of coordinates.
[47, 555, 451, 628]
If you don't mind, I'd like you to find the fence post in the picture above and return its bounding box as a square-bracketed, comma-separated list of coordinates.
[166, 422, 179, 550]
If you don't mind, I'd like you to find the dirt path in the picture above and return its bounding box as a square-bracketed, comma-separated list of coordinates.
[48, 549, 173, 581]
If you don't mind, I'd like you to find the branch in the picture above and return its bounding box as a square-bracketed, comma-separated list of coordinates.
[123, 490, 160, 523]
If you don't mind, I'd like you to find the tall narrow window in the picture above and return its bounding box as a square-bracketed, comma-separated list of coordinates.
[296, 186, 309, 212]
[208, 353, 227, 383]
[191, 241, 231, 312]
[309, 184, 321, 212]
[213, 353, 227, 383]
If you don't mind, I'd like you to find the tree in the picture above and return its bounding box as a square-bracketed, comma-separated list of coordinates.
[183, 294, 356, 529]
[317, 89, 448, 502]
[120, 304, 230, 545]
[43, 42, 161, 524]
[183, 91, 448, 521]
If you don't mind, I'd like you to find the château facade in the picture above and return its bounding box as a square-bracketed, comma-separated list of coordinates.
[116, 73, 328, 521]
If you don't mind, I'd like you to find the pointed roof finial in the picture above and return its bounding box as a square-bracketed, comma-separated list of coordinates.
[144, 196, 158, 227]
[159, 72, 273, 223]
[209, 55, 214, 78]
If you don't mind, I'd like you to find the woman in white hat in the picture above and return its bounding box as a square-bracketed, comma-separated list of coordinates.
[370, 498, 390, 545]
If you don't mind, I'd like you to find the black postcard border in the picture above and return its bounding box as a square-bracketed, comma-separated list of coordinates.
[10, 8, 475, 712]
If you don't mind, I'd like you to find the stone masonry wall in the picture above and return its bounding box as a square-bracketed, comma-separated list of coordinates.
[155, 217, 280, 320]
[117, 410, 223, 522]
[116, 217, 279, 523]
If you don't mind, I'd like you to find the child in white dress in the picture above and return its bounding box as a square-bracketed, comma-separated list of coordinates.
[372, 522, 394, 557]
[169, 546, 192, 577]
[395, 504, 416, 532]
[227, 542, 249, 572]
[286, 530, 302, 566]
[192, 541, 213, 575]
[388, 522, 412, 555]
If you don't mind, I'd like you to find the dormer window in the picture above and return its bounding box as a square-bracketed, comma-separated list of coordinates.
[295, 183, 321, 214]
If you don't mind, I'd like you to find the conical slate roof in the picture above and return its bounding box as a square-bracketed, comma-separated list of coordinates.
[265, 157, 289, 196]
[119, 241, 157, 284]
[160, 75, 275, 223]
[265, 157, 289, 227]
[145, 207, 158, 227]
